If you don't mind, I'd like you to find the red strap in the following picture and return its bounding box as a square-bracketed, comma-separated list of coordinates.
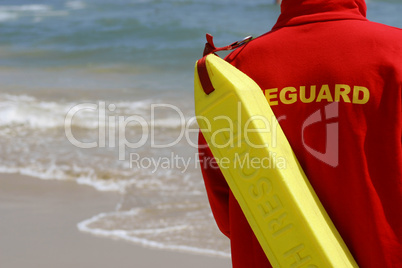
[197, 55, 215, 95]
[197, 34, 252, 95]
[203, 34, 217, 56]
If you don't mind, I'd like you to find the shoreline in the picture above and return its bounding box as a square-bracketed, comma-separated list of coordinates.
[0, 173, 231, 268]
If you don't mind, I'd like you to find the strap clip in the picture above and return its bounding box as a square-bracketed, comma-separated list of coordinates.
[203, 33, 252, 56]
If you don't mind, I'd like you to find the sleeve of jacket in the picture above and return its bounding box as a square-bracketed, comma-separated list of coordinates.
[198, 130, 230, 237]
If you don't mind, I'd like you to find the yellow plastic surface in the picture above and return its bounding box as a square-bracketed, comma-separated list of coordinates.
[194, 54, 358, 268]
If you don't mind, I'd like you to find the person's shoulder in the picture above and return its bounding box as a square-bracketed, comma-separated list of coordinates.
[367, 20, 401, 31]
[363, 20, 402, 41]
[225, 32, 273, 64]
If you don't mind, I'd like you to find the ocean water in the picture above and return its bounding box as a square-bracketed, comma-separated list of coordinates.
[0, 0, 401, 258]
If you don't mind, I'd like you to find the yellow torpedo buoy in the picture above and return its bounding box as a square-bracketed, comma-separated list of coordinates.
[194, 54, 358, 268]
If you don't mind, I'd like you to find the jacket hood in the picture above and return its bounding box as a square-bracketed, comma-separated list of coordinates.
[272, 0, 367, 30]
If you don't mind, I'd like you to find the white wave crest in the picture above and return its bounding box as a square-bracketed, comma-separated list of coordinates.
[0, 94, 177, 130]
[65, 1, 86, 10]
[0, 4, 69, 21]
[0, 4, 51, 13]
[0, 11, 17, 22]
[0, 94, 74, 129]
[77, 209, 231, 258]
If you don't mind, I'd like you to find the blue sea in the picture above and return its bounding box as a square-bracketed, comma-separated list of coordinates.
[0, 0, 400, 257]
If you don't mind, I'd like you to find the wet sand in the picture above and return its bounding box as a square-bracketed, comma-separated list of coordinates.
[0, 173, 231, 268]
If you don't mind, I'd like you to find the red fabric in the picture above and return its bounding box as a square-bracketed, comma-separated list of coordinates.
[198, 0, 402, 267]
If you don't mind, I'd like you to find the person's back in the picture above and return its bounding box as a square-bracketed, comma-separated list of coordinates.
[199, 0, 402, 267]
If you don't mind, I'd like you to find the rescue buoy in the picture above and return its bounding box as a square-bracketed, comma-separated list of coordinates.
[194, 54, 358, 268]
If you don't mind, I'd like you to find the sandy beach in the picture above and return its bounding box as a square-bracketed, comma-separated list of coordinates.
[0, 173, 231, 268]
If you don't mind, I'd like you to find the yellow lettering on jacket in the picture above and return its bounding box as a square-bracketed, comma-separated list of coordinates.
[353, 86, 370, 104]
[265, 84, 370, 106]
[334, 84, 351, 103]
[316, 85, 333, 102]
[280, 87, 297, 104]
[300, 86, 316, 103]
[265, 88, 278, 106]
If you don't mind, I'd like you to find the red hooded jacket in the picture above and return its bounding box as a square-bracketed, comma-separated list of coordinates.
[198, 0, 402, 267]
